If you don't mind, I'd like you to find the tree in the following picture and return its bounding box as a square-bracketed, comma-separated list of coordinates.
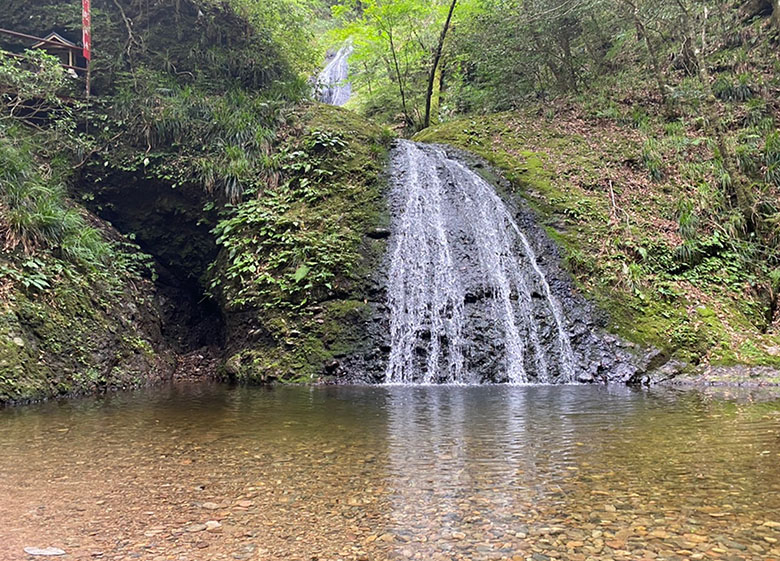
[423, 0, 457, 129]
[621, 0, 669, 106]
[331, 0, 468, 129]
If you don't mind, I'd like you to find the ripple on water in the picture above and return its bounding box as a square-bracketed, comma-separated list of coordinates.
[1, 384, 780, 560]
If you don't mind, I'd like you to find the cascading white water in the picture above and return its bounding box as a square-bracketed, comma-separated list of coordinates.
[385, 141, 576, 384]
[316, 42, 353, 106]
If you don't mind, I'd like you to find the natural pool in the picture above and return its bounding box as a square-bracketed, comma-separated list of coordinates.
[2, 384, 780, 560]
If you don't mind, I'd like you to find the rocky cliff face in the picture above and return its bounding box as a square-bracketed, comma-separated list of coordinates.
[66, 102, 391, 387]
[209, 104, 392, 383]
[0, 215, 176, 404]
[339, 142, 674, 385]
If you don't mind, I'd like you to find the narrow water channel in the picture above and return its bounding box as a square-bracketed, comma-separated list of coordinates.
[2, 385, 780, 560]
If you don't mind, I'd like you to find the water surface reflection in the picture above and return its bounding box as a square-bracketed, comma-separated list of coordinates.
[1, 384, 779, 560]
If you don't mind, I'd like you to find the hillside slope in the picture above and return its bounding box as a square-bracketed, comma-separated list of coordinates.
[416, 106, 780, 383]
[0, 128, 175, 403]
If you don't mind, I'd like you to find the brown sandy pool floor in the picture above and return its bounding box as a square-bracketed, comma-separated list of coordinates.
[2, 384, 780, 560]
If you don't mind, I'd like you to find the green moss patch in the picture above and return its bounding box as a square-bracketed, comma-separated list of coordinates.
[0, 249, 173, 403]
[213, 103, 392, 383]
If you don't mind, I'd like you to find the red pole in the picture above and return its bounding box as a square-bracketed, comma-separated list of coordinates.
[82, 0, 91, 99]
[82, 0, 91, 62]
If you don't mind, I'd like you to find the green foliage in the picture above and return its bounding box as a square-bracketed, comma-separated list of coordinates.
[0, 116, 167, 403]
[102, 71, 308, 202]
[0, 49, 73, 124]
[0, 0, 310, 94]
[712, 74, 757, 102]
[209, 121, 382, 310]
[112, 241, 158, 283]
[0, 258, 50, 292]
[0, 0, 390, 397]
[0, 52, 158, 300]
[325, 0, 779, 144]
[329, 0, 467, 128]
[745, 98, 769, 128]
[0, 125, 110, 270]
[735, 137, 760, 175]
[230, 0, 322, 74]
[641, 138, 665, 182]
[202, 104, 390, 384]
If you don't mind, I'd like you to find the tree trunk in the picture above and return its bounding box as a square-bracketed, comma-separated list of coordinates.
[559, 32, 578, 93]
[624, 0, 668, 105]
[774, 0, 780, 29]
[423, 0, 457, 129]
[428, 63, 444, 125]
[175, 0, 183, 40]
[387, 29, 412, 127]
[363, 62, 373, 95]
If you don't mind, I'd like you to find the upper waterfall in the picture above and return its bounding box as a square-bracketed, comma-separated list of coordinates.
[316, 42, 353, 106]
[385, 141, 577, 384]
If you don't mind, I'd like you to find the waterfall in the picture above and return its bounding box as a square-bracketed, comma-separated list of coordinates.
[316, 42, 353, 106]
[385, 141, 576, 384]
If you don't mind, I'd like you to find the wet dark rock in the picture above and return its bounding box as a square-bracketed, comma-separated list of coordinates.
[325, 360, 340, 374]
[75, 172, 224, 354]
[335, 141, 673, 385]
[640, 348, 670, 372]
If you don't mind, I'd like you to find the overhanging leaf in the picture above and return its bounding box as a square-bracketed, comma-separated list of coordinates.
[293, 264, 310, 283]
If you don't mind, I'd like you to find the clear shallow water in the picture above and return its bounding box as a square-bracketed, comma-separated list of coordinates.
[2, 384, 780, 560]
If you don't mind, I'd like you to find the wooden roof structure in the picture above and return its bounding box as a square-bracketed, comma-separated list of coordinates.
[32, 32, 78, 50]
[0, 28, 85, 72]
[32, 32, 80, 68]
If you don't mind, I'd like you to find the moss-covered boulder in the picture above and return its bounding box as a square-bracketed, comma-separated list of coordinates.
[0, 222, 175, 404]
[0, 121, 176, 404]
[209, 102, 392, 383]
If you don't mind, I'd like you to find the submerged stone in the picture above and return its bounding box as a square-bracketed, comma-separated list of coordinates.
[23, 547, 66, 556]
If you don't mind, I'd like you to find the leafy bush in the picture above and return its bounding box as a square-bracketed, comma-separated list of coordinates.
[712, 73, 756, 102]
[0, 128, 109, 269]
[641, 138, 665, 181]
[744, 98, 769, 127]
[735, 134, 760, 174]
[209, 128, 363, 309]
[106, 71, 307, 201]
[0, 49, 72, 125]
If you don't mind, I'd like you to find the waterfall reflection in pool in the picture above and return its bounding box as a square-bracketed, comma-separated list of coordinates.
[1, 384, 780, 560]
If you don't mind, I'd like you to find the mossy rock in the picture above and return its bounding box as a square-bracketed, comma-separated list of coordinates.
[215, 103, 392, 384]
[415, 110, 780, 371]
